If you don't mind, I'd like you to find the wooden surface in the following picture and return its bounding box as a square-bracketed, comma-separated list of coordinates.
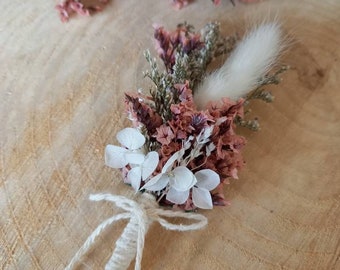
[1, 0, 340, 269]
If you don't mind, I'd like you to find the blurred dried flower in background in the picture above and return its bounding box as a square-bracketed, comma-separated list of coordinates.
[56, 0, 109, 22]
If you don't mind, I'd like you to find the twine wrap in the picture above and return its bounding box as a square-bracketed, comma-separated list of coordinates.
[65, 192, 208, 270]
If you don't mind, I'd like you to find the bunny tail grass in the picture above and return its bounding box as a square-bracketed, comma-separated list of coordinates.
[194, 22, 283, 109]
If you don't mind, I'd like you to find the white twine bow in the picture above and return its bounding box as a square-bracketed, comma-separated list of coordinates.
[65, 193, 208, 270]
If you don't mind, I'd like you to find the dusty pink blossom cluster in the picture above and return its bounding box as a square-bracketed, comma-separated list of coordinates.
[154, 24, 203, 72]
[55, 0, 109, 22]
[172, 0, 192, 9]
[125, 82, 245, 209]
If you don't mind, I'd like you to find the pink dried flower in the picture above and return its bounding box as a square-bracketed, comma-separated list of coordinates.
[212, 0, 222, 4]
[144, 77, 247, 185]
[190, 112, 211, 132]
[204, 151, 244, 181]
[170, 82, 213, 135]
[155, 125, 175, 145]
[212, 192, 231, 206]
[170, 102, 195, 117]
[56, 0, 109, 22]
[121, 166, 130, 184]
[158, 142, 182, 171]
[172, 0, 192, 9]
[154, 24, 204, 72]
[153, 25, 174, 71]
[160, 142, 181, 158]
[174, 81, 194, 103]
[172, 195, 197, 211]
[125, 93, 163, 135]
[176, 98, 246, 182]
[208, 98, 244, 119]
[177, 26, 202, 54]
[168, 109, 194, 139]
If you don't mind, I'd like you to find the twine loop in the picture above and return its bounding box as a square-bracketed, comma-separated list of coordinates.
[65, 193, 208, 270]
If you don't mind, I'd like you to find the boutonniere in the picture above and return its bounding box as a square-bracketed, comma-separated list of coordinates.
[67, 21, 288, 270]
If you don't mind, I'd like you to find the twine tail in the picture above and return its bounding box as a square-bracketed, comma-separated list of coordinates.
[105, 213, 149, 270]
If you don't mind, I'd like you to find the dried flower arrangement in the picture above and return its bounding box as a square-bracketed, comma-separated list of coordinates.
[105, 22, 287, 211]
[55, 0, 109, 22]
[66, 21, 287, 270]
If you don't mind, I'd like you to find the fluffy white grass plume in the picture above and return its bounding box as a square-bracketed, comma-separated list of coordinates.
[195, 22, 283, 109]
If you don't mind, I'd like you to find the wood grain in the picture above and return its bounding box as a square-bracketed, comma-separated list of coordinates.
[1, 0, 339, 269]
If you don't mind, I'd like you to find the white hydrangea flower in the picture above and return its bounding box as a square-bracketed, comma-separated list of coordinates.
[127, 151, 159, 191]
[143, 151, 220, 208]
[105, 128, 159, 191]
[143, 151, 197, 204]
[105, 128, 146, 168]
[192, 169, 220, 209]
[144, 166, 197, 204]
[106, 128, 220, 208]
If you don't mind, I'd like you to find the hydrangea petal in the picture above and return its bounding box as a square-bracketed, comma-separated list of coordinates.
[195, 169, 220, 191]
[128, 167, 142, 191]
[116, 128, 145, 150]
[105, 145, 128, 168]
[170, 166, 197, 191]
[166, 188, 189, 204]
[162, 151, 179, 173]
[192, 187, 213, 209]
[125, 152, 145, 165]
[142, 174, 169, 191]
[162, 149, 186, 173]
[141, 151, 159, 180]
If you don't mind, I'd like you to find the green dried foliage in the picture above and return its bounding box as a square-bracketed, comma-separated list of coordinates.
[143, 51, 179, 122]
[235, 116, 260, 131]
[173, 22, 237, 91]
[246, 65, 289, 103]
[234, 65, 288, 131]
[145, 23, 287, 132]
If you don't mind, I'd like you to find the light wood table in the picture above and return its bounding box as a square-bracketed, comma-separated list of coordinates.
[1, 0, 339, 269]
